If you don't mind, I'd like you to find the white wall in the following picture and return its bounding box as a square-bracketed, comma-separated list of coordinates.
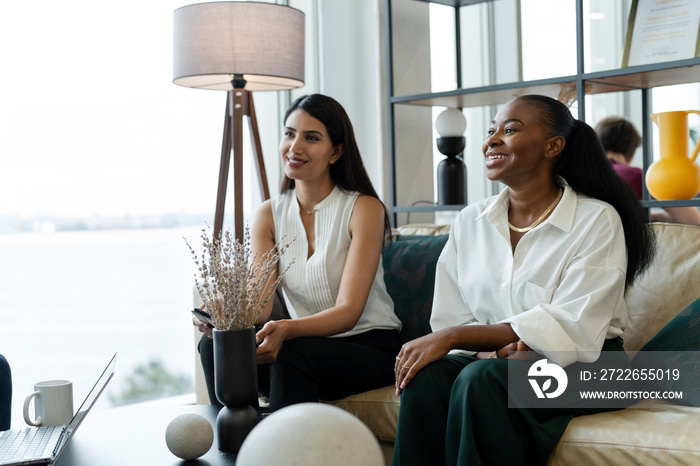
[315, 0, 387, 198]
[258, 0, 387, 204]
[297, 0, 444, 225]
[385, 0, 436, 224]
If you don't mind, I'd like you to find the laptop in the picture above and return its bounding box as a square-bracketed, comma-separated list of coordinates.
[0, 352, 117, 466]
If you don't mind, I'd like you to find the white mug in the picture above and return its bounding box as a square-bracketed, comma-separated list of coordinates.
[23, 380, 74, 427]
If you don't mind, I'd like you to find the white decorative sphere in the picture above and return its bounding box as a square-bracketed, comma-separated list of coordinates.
[237, 403, 383, 466]
[165, 413, 214, 460]
[435, 108, 467, 137]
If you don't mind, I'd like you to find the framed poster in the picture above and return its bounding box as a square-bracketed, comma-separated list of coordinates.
[622, 0, 700, 67]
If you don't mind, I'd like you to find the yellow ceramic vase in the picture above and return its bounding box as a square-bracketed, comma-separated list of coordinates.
[645, 110, 700, 200]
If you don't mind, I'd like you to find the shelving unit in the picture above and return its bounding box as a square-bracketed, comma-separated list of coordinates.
[384, 0, 700, 224]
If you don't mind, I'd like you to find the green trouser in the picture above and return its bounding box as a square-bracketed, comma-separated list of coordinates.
[393, 339, 628, 466]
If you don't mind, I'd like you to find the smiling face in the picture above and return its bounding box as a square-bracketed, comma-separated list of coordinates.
[482, 99, 563, 188]
[280, 109, 343, 185]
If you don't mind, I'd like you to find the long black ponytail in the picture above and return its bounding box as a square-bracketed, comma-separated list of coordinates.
[516, 95, 656, 288]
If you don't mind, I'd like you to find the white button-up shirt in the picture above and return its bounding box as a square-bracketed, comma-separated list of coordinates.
[430, 181, 628, 367]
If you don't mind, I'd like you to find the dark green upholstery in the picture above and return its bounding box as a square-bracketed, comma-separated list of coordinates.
[633, 296, 700, 406]
[382, 235, 448, 342]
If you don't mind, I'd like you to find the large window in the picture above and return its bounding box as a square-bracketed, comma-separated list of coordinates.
[0, 0, 288, 425]
[0, 0, 321, 425]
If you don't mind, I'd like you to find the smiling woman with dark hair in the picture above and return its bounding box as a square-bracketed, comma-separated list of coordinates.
[194, 94, 402, 411]
[392, 95, 655, 466]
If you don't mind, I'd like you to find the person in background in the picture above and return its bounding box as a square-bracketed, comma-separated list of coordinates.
[595, 116, 700, 226]
[392, 95, 656, 465]
[193, 94, 402, 410]
[0, 354, 11, 430]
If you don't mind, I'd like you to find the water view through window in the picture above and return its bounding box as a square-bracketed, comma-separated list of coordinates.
[0, 224, 207, 427]
[0, 0, 227, 427]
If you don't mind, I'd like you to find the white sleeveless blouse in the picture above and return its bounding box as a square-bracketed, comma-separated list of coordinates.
[271, 186, 401, 337]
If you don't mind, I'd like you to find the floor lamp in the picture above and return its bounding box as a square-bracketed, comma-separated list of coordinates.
[173, 2, 305, 241]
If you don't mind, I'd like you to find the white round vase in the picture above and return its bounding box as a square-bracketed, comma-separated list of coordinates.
[236, 403, 383, 466]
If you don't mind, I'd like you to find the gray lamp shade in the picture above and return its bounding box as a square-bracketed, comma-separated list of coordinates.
[173, 2, 305, 91]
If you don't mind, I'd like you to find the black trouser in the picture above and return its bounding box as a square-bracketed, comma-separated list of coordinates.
[198, 329, 402, 410]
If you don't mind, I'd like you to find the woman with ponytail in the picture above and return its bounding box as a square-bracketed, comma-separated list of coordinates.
[392, 95, 655, 465]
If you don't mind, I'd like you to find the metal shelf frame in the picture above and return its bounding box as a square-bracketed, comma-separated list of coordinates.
[385, 0, 700, 223]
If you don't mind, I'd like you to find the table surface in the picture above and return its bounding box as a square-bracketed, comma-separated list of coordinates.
[54, 403, 237, 465]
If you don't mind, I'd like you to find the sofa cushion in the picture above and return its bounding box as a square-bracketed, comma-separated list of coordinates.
[391, 223, 451, 237]
[382, 235, 448, 342]
[623, 223, 700, 353]
[328, 386, 399, 442]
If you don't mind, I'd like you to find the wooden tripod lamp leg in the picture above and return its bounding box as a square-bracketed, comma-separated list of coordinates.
[232, 90, 245, 242]
[212, 89, 270, 242]
[245, 91, 270, 201]
[214, 92, 232, 240]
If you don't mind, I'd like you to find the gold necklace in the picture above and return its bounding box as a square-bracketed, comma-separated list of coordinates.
[299, 204, 317, 215]
[297, 197, 318, 215]
[508, 188, 563, 233]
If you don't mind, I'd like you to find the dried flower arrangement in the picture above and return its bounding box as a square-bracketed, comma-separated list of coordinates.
[185, 225, 293, 331]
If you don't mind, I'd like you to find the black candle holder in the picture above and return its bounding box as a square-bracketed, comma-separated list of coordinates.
[436, 136, 467, 205]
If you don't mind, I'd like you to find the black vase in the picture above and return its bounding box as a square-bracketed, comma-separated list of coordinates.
[213, 328, 260, 453]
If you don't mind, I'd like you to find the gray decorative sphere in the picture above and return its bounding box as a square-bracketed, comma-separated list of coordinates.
[236, 403, 383, 466]
[165, 413, 214, 460]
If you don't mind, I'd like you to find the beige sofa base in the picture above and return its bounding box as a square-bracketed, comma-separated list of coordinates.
[549, 400, 700, 465]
